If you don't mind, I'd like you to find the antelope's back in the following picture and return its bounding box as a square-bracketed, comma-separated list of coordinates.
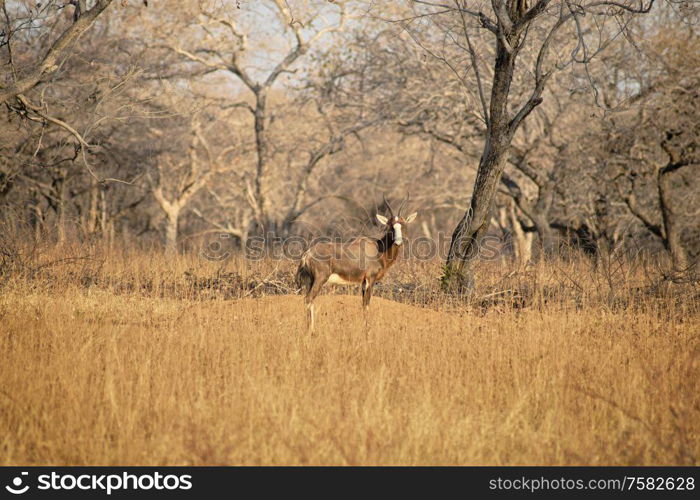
[306, 237, 381, 273]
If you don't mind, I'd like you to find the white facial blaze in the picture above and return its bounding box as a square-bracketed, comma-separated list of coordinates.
[393, 223, 403, 246]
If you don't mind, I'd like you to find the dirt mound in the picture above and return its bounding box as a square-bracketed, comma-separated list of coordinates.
[232, 293, 454, 333]
[257, 293, 431, 312]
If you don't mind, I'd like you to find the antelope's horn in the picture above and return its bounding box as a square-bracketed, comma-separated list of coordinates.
[398, 192, 410, 217]
[382, 192, 394, 218]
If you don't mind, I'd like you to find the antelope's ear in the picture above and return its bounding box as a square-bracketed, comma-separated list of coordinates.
[405, 212, 418, 223]
[376, 214, 389, 226]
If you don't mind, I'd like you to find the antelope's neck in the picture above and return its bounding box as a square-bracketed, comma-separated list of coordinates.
[379, 232, 401, 268]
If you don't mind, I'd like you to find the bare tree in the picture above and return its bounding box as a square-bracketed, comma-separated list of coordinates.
[1, 2, 150, 241]
[148, 107, 236, 255]
[152, 0, 351, 232]
[395, 0, 655, 291]
[611, 33, 700, 277]
[0, 0, 115, 104]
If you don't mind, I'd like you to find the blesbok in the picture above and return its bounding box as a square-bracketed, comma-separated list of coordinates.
[296, 195, 417, 331]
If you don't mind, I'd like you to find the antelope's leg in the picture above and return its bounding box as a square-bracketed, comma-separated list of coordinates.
[361, 279, 367, 310]
[305, 276, 327, 333]
[304, 298, 317, 333]
[361, 279, 374, 338]
[361, 278, 374, 311]
[306, 302, 316, 332]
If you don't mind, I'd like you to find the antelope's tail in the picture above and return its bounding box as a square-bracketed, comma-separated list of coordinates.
[295, 253, 313, 294]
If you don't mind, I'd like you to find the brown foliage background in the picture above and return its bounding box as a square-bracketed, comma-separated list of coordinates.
[1, 0, 699, 465]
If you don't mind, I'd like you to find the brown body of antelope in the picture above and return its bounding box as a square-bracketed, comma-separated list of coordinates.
[296, 196, 417, 332]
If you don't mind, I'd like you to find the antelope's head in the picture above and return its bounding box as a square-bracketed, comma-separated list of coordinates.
[376, 193, 417, 247]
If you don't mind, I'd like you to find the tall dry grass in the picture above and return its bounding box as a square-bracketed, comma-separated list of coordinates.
[0, 238, 698, 465]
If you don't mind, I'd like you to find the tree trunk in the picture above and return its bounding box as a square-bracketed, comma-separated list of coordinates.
[509, 204, 533, 268]
[87, 176, 99, 235]
[253, 89, 270, 228]
[29, 196, 44, 241]
[443, 145, 510, 291]
[532, 213, 555, 256]
[54, 173, 67, 243]
[658, 167, 689, 277]
[532, 184, 555, 255]
[164, 206, 180, 257]
[99, 185, 108, 238]
[498, 201, 533, 269]
[442, 38, 517, 292]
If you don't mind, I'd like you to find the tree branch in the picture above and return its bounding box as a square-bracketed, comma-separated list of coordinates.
[0, 0, 114, 104]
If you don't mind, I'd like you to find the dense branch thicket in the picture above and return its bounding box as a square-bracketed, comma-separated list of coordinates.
[1, 0, 697, 282]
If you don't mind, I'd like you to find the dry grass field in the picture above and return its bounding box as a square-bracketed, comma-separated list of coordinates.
[0, 242, 698, 465]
